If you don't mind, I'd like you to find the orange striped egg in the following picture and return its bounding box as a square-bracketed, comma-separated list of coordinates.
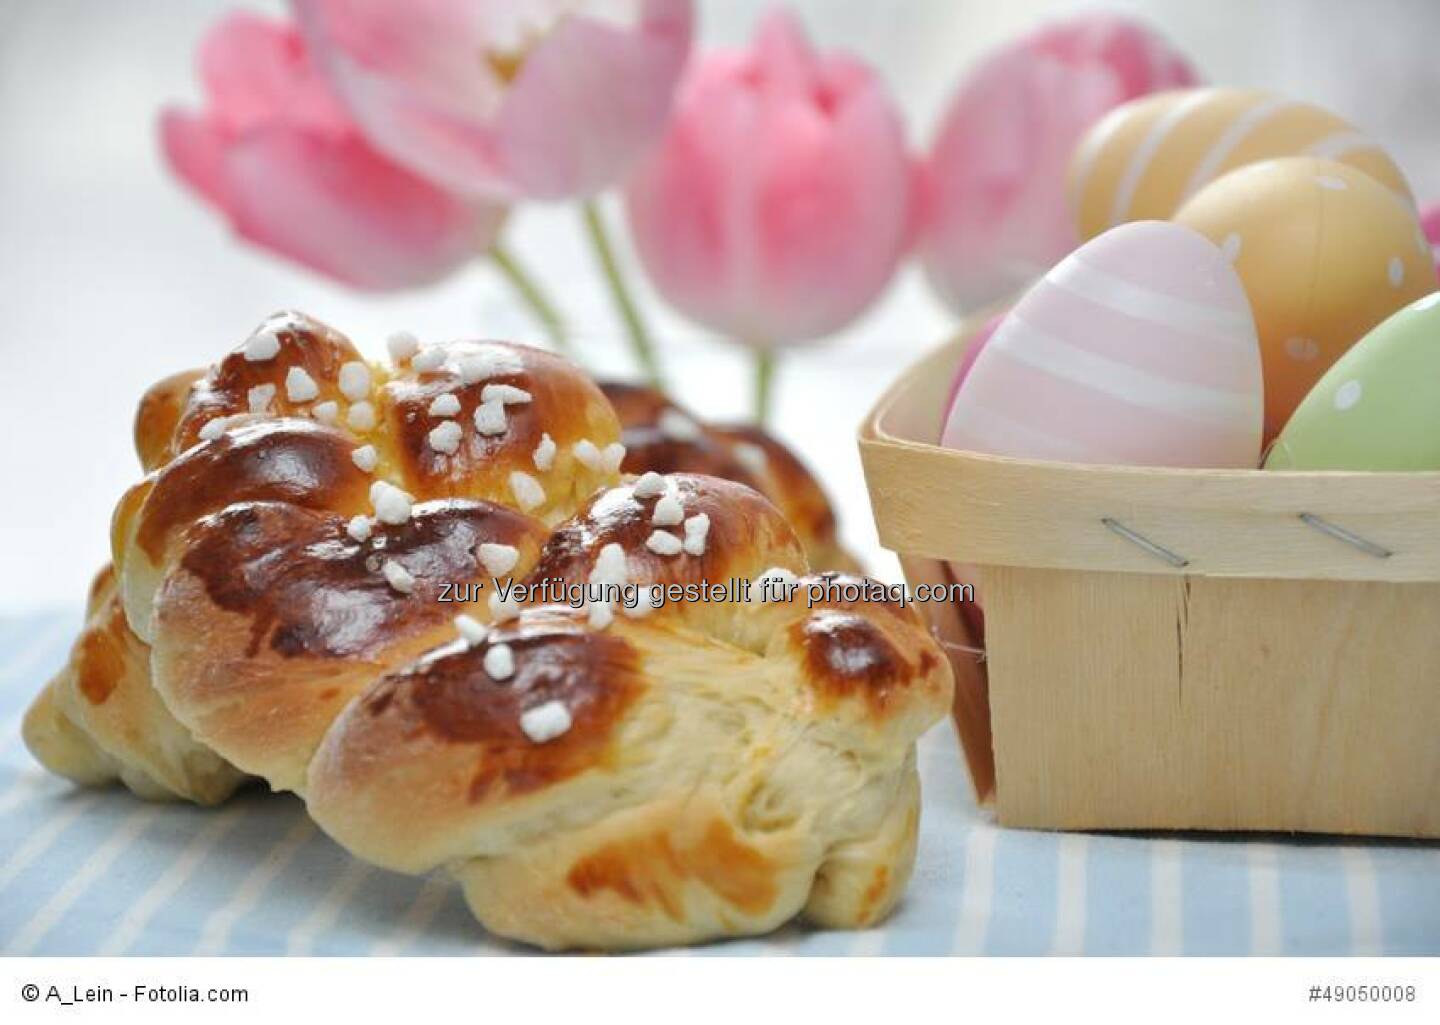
[1068, 88, 1413, 241]
[941, 220, 1262, 468]
[1175, 157, 1436, 442]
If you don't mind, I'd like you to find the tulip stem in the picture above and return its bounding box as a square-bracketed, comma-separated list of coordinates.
[489, 241, 570, 354]
[752, 348, 777, 426]
[581, 199, 664, 390]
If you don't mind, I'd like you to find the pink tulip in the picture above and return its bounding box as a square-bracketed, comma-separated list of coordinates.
[290, 0, 694, 201]
[161, 12, 502, 291]
[1422, 202, 1440, 277]
[918, 14, 1198, 314]
[624, 10, 912, 345]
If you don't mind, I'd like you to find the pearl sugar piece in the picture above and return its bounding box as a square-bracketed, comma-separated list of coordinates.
[484, 642, 515, 681]
[519, 699, 572, 744]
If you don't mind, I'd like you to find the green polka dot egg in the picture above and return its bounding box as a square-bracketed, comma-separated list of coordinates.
[1265, 292, 1440, 470]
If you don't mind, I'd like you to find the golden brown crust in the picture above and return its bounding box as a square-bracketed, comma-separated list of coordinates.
[175, 499, 542, 659]
[599, 382, 862, 573]
[135, 368, 203, 471]
[22, 566, 247, 804]
[348, 608, 646, 803]
[172, 311, 362, 457]
[796, 611, 914, 708]
[135, 419, 373, 562]
[526, 474, 807, 641]
[114, 419, 375, 643]
[600, 382, 761, 483]
[149, 498, 548, 790]
[709, 424, 839, 549]
[375, 342, 622, 519]
[737, 571, 948, 731]
[137, 315, 623, 528]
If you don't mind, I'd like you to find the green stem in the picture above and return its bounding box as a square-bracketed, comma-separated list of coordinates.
[489, 240, 570, 353]
[580, 198, 664, 389]
[752, 348, 776, 426]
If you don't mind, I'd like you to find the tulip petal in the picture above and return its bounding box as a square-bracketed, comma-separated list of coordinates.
[749, 8, 819, 97]
[198, 11, 350, 135]
[494, 0, 693, 199]
[218, 127, 501, 290]
[293, 0, 693, 200]
[159, 108, 232, 211]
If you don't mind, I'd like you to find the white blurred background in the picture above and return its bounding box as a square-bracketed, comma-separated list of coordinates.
[1, 0, 1437, 611]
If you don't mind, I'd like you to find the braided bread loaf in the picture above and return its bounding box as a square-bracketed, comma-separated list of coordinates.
[23, 312, 951, 950]
[30, 311, 619, 802]
[600, 382, 865, 574]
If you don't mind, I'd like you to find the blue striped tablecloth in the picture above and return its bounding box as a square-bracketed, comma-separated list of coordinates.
[0, 608, 1435, 956]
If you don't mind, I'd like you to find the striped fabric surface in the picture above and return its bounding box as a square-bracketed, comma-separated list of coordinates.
[1, 608, 1436, 957]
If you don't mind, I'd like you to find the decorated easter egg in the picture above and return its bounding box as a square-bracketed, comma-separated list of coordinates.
[1175, 157, 1436, 441]
[1068, 88, 1413, 241]
[941, 220, 1262, 467]
[940, 312, 1004, 439]
[1266, 292, 1440, 470]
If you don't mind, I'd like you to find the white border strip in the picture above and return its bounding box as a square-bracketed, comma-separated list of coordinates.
[194, 814, 315, 956]
[1342, 847, 1382, 955]
[951, 822, 997, 953]
[1050, 833, 1089, 955]
[1247, 843, 1282, 955]
[1150, 839, 1183, 955]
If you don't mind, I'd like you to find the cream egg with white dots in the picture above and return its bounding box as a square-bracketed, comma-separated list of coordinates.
[1176, 156, 1437, 442]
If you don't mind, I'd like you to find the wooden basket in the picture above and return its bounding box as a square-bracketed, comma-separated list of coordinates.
[858, 333, 1440, 838]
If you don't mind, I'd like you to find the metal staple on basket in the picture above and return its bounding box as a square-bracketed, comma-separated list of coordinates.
[1100, 517, 1190, 568]
[1099, 513, 1395, 567]
[1297, 513, 1393, 559]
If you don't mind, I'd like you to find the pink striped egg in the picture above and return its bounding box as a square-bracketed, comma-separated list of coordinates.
[941, 220, 1263, 467]
[939, 311, 1005, 440]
